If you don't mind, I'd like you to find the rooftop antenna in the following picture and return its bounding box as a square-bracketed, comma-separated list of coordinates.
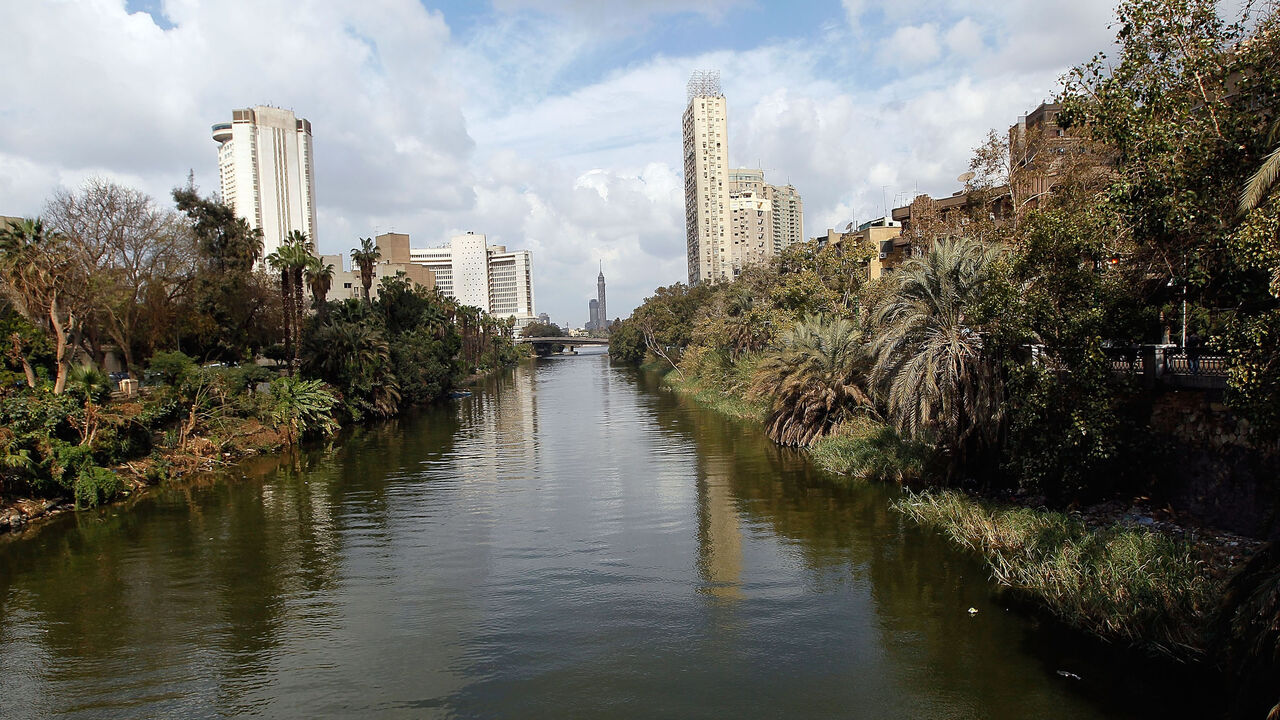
[687, 70, 722, 102]
[881, 185, 889, 218]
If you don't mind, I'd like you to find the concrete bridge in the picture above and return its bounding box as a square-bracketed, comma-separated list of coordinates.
[515, 336, 609, 347]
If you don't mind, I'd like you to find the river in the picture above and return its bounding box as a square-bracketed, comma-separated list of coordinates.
[0, 351, 1208, 719]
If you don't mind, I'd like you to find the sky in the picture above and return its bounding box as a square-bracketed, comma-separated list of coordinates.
[0, 0, 1123, 326]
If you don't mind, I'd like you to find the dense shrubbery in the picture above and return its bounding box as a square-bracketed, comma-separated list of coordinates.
[298, 275, 504, 420]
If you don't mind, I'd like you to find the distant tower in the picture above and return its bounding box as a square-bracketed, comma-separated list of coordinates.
[588, 298, 599, 331]
[212, 106, 316, 262]
[597, 261, 608, 329]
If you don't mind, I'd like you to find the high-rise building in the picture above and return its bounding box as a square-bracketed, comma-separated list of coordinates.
[683, 71, 731, 285]
[588, 299, 599, 331]
[728, 168, 804, 259]
[596, 264, 608, 329]
[768, 183, 804, 253]
[409, 232, 537, 328]
[727, 168, 772, 266]
[212, 106, 316, 262]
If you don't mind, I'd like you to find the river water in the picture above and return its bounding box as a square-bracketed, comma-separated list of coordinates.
[0, 351, 1207, 719]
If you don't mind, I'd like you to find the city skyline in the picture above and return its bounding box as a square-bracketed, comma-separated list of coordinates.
[0, 0, 1122, 323]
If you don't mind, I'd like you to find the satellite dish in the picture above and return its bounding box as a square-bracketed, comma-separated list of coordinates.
[845, 222, 854, 232]
[957, 171, 976, 184]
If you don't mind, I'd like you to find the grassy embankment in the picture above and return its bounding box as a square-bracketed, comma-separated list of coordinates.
[653, 360, 1216, 657]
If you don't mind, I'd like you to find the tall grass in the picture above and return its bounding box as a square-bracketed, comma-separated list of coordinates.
[809, 419, 930, 483]
[663, 348, 767, 422]
[894, 490, 1216, 657]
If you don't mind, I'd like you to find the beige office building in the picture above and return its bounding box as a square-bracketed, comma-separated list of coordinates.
[324, 233, 435, 303]
[683, 71, 732, 284]
[212, 106, 316, 262]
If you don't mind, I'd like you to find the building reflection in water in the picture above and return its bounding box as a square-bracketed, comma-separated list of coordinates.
[695, 455, 744, 603]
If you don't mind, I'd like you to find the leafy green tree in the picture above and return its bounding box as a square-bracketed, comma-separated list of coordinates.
[147, 350, 195, 387]
[607, 320, 646, 365]
[1, 298, 52, 389]
[871, 238, 1004, 474]
[1060, 0, 1280, 436]
[752, 314, 874, 447]
[173, 187, 274, 361]
[520, 321, 564, 338]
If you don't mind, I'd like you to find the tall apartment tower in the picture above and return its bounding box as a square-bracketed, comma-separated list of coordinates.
[728, 168, 773, 266]
[588, 299, 599, 331]
[596, 264, 608, 328]
[212, 106, 316, 262]
[769, 184, 804, 253]
[683, 71, 731, 285]
[729, 168, 805, 258]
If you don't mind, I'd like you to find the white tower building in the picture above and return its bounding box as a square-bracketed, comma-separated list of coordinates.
[212, 106, 316, 262]
[410, 233, 537, 329]
[683, 71, 731, 285]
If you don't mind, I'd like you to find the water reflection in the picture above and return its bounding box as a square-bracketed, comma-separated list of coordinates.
[0, 352, 1209, 719]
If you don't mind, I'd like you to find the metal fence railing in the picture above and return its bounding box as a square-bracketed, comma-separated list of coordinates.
[1161, 352, 1228, 376]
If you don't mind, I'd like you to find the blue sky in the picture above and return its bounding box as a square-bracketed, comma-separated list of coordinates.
[7, 0, 1120, 324]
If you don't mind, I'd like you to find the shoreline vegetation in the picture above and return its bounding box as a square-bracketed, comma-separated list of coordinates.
[1, 183, 531, 535]
[657, 361, 1232, 653]
[614, 2, 1280, 714]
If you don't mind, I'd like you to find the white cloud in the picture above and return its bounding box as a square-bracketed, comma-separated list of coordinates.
[945, 17, 984, 57]
[881, 23, 942, 68]
[0, 0, 1122, 324]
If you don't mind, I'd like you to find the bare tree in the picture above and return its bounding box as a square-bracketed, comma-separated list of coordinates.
[45, 178, 196, 377]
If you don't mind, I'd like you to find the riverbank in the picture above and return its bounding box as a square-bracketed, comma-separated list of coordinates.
[654, 362, 1258, 663]
[0, 397, 289, 535]
[1, 361, 520, 537]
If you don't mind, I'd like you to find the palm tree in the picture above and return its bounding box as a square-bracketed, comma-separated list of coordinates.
[870, 237, 1004, 472]
[306, 258, 335, 313]
[265, 247, 295, 371]
[1240, 116, 1280, 296]
[301, 318, 402, 418]
[284, 231, 313, 365]
[268, 375, 338, 445]
[66, 365, 113, 446]
[350, 237, 381, 302]
[1241, 116, 1280, 213]
[751, 313, 875, 447]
